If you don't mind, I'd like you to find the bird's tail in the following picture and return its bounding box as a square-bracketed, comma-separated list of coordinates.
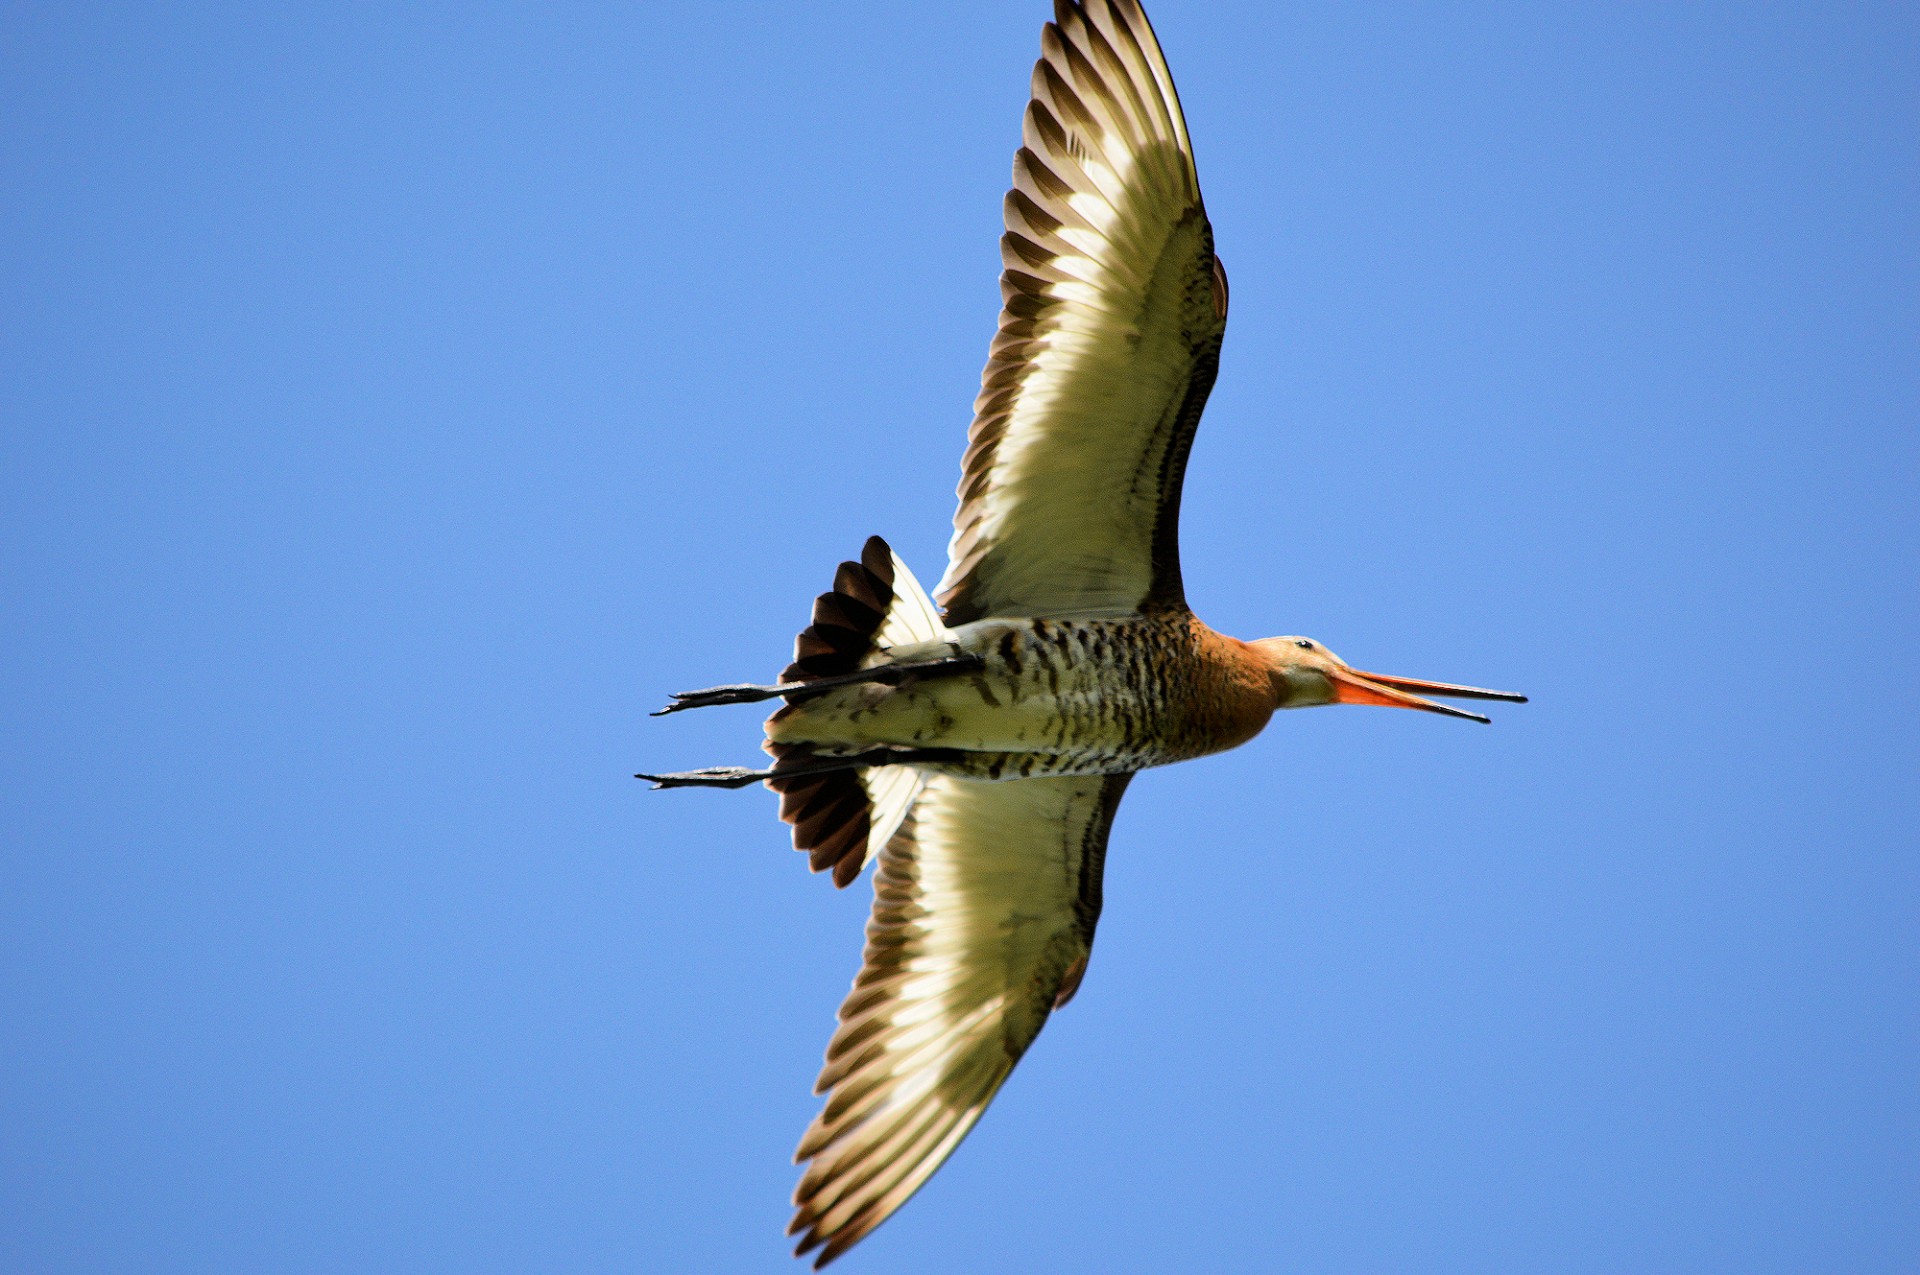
[765, 536, 951, 887]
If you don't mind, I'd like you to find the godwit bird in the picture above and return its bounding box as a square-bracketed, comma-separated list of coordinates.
[642, 1, 1524, 1264]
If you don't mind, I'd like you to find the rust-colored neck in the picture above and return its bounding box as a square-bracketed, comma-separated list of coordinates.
[1183, 617, 1284, 754]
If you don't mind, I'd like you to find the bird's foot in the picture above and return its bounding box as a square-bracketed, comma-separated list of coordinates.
[650, 653, 987, 717]
[651, 684, 784, 715]
[633, 765, 771, 789]
[637, 746, 965, 790]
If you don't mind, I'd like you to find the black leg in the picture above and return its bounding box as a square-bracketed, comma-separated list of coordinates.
[635, 747, 962, 790]
[650, 653, 983, 716]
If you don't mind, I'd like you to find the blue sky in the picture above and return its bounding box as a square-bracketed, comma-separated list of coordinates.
[4, 3, 1915, 1271]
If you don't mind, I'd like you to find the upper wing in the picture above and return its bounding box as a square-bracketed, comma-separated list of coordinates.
[937, 0, 1228, 625]
[788, 771, 1133, 1267]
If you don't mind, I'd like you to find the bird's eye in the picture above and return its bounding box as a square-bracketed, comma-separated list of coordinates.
[1295, 639, 1314, 650]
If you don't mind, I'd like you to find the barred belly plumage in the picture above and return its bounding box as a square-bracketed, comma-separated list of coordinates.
[764, 612, 1275, 780]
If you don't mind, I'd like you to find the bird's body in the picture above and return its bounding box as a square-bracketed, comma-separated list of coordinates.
[641, 1, 1524, 1265]
[767, 612, 1276, 781]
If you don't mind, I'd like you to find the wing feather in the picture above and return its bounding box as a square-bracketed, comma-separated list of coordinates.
[937, 0, 1226, 624]
[788, 772, 1132, 1267]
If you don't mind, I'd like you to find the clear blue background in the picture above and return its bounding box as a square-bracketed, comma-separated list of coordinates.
[5, 4, 1915, 1271]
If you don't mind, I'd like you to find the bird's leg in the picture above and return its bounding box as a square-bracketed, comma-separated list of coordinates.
[651, 652, 984, 716]
[635, 747, 961, 789]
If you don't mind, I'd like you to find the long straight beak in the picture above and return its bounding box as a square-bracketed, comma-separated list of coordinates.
[1328, 667, 1528, 724]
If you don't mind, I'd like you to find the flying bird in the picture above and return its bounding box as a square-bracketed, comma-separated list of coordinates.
[641, 0, 1524, 1265]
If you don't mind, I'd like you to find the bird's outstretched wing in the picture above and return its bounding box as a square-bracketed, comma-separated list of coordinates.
[937, 0, 1227, 625]
[788, 771, 1132, 1267]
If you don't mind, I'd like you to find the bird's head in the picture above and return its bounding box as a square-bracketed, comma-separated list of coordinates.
[1248, 636, 1526, 724]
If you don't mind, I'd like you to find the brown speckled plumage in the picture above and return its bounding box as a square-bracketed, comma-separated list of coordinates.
[773, 612, 1278, 782]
